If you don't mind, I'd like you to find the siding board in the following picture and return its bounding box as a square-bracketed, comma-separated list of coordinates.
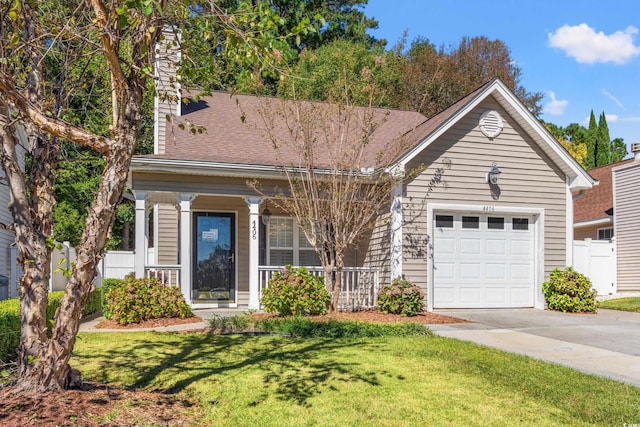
[614, 163, 640, 290]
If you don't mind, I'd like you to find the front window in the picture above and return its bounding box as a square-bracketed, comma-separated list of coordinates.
[268, 217, 321, 266]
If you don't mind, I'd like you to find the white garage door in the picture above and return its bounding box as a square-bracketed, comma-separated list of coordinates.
[433, 213, 535, 308]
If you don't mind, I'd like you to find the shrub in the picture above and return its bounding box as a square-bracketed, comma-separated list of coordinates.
[377, 278, 425, 316]
[0, 289, 102, 362]
[105, 276, 192, 325]
[254, 317, 432, 338]
[100, 278, 124, 318]
[542, 267, 598, 313]
[209, 312, 254, 333]
[260, 266, 330, 316]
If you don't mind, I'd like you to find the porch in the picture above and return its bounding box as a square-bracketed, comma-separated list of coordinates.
[126, 190, 382, 310]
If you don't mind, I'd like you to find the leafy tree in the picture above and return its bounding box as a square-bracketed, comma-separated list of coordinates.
[585, 110, 598, 169]
[543, 121, 587, 168]
[610, 138, 628, 163]
[597, 112, 611, 166]
[278, 39, 401, 106]
[0, 0, 298, 392]
[392, 36, 543, 118]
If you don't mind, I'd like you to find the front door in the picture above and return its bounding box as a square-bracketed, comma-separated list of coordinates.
[193, 212, 236, 303]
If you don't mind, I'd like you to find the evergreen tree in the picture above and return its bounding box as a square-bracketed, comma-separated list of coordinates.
[611, 138, 628, 162]
[596, 112, 611, 166]
[585, 110, 598, 169]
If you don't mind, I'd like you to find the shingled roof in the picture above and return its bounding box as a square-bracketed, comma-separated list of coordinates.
[574, 158, 634, 224]
[156, 91, 429, 170]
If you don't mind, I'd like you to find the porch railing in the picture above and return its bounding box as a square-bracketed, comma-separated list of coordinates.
[144, 265, 181, 287]
[258, 266, 380, 310]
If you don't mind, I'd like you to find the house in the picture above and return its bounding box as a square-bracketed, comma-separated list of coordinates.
[573, 158, 632, 241]
[128, 37, 595, 310]
[612, 145, 640, 292]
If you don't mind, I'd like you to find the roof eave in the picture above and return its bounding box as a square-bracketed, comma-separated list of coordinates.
[130, 157, 286, 179]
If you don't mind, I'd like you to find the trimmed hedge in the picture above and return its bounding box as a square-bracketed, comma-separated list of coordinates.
[0, 288, 102, 362]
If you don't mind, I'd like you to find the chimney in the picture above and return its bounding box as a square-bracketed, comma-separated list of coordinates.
[632, 142, 640, 161]
[154, 26, 181, 155]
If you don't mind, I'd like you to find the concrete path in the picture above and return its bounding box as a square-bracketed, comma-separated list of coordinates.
[432, 309, 640, 387]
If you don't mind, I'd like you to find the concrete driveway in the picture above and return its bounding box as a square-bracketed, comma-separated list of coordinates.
[431, 308, 640, 387]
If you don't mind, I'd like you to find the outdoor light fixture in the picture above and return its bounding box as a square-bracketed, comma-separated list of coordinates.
[261, 201, 272, 226]
[487, 163, 501, 185]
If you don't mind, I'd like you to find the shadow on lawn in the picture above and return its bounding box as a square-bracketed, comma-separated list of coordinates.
[77, 333, 386, 407]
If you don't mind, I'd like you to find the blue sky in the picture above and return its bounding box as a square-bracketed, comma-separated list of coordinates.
[365, 0, 640, 155]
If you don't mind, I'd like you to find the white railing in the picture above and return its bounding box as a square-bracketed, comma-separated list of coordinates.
[258, 266, 380, 310]
[144, 265, 181, 287]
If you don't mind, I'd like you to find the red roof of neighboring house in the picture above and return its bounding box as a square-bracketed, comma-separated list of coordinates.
[573, 158, 634, 223]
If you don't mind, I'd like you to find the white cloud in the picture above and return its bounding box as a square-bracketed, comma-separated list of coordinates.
[548, 24, 640, 64]
[606, 114, 619, 123]
[602, 89, 625, 109]
[543, 91, 568, 115]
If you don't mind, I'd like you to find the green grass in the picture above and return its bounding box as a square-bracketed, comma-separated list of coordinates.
[71, 331, 640, 426]
[599, 297, 640, 313]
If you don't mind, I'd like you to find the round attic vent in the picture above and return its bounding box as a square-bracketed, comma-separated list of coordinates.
[479, 110, 503, 138]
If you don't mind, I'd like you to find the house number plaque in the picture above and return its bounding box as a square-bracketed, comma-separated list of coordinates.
[251, 219, 257, 240]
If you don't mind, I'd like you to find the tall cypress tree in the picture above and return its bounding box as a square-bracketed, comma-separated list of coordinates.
[585, 110, 598, 169]
[596, 112, 611, 166]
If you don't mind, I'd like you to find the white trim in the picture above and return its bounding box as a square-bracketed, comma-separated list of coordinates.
[245, 197, 263, 309]
[397, 79, 595, 191]
[178, 193, 194, 304]
[134, 191, 147, 279]
[574, 217, 612, 228]
[426, 203, 545, 311]
[566, 176, 573, 267]
[390, 184, 403, 279]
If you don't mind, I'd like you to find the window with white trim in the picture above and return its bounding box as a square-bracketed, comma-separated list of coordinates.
[597, 227, 613, 240]
[268, 217, 321, 266]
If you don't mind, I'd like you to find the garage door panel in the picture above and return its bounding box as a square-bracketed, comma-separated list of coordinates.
[433, 212, 535, 308]
[485, 263, 506, 279]
[486, 239, 506, 255]
[459, 263, 481, 279]
[485, 287, 507, 304]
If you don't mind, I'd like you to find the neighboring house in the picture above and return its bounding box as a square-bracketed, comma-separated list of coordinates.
[612, 145, 640, 292]
[128, 62, 595, 310]
[573, 159, 633, 241]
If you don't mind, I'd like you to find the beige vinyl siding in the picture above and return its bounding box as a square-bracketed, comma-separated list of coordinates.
[155, 29, 180, 155]
[403, 97, 567, 292]
[156, 204, 179, 265]
[362, 213, 392, 285]
[614, 163, 640, 291]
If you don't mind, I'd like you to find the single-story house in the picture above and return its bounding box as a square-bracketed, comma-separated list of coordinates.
[612, 146, 640, 292]
[573, 158, 632, 241]
[128, 48, 595, 310]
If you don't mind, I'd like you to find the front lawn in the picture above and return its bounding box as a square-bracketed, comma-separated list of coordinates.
[599, 297, 640, 313]
[71, 331, 640, 426]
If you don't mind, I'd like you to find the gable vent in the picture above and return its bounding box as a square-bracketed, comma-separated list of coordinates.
[479, 110, 503, 138]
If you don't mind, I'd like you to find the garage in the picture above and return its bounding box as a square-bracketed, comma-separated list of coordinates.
[432, 212, 536, 308]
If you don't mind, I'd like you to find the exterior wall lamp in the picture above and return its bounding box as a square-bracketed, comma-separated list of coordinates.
[261, 201, 272, 226]
[487, 163, 501, 185]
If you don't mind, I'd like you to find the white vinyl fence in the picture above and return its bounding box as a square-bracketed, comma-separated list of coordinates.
[573, 239, 616, 296]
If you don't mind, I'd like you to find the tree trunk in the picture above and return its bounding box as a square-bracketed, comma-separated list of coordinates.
[330, 250, 345, 312]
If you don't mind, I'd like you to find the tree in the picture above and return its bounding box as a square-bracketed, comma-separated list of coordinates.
[597, 112, 611, 167]
[611, 138, 628, 163]
[543, 121, 588, 168]
[0, 0, 295, 392]
[253, 94, 412, 312]
[392, 36, 543, 118]
[585, 110, 598, 169]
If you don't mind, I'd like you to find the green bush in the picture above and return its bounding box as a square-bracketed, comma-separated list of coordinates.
[0, 289, 102, 362]
[255, 317, 432, 338]
[542, 267, 598, 313]
[260, 266, 330, 316]
[209, 312, 253, 333]
[100, 278, 124, 318]
[377, 278, 425, 316]
[105, 276, 192, 325]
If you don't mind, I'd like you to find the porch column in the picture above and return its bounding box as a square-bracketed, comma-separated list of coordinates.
[245, 197, 263, 309]
[390, 184, 403, 279]
[134, 191, 147, 279]
[178, 194, 194, 302]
